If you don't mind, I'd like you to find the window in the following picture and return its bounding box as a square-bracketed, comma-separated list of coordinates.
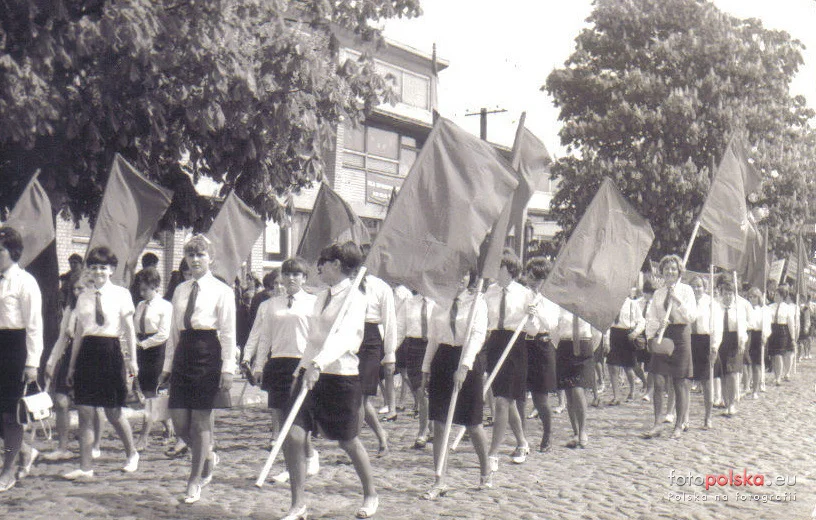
[264, 220, 288, 262]
[345, 50, 430, 110]
[342, 122, 422, 205]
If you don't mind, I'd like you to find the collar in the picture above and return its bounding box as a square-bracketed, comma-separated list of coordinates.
[95, 280, 113, 294]
[190, 271, 215, 286]
[1, 263, 21, 279]
[329, 277, 352, 296]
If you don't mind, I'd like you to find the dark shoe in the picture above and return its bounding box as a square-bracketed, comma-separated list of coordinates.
[165, 445, 189, 459]
[382, 414, 398, 423]
[412, 437, 427, 449]
[538, 440, 552, 453]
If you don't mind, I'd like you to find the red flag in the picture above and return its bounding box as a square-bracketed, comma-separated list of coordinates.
[541, 178, 654, 331]
[699, 137, 761, 250]
[712, 220, 767, 288]
[205, 191, 266, 282]
[479, 116, 551, 279]
[297, 182, 370, 264]
[5, 173, 55, 268]
[365, 117, 519, 303]
[86, 154, 173, 285]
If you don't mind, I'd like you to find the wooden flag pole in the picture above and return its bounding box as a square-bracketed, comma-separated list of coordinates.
[709, 264, 715, 403]
[760, 227, 769, 387]
[656, 221, 700, 343]
[255, 267, 368, 488]
[436, 279, 483, 478]
[451, 290, 544, 451]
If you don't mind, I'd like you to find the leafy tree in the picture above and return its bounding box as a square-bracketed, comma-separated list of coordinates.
[0, 0, 421, 229]
[544, 0, 815, 268]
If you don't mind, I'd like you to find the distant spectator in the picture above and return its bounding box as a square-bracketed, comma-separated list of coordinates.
[130, 253, 159, 305]
[58, 253, 84, 310]
[163, 258, 190, 301]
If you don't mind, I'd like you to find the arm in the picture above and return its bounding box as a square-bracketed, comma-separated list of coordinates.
[312, 290, 367, 370]
[120, 298, 138, 375]
[787, 304, 797, 341]
[21, 275, 44, 369]
[140, 302, 171, 348]
[671, 285, 697, 324]
[396, 298, 408, 347]
[246, 301, 271, 373]
[459, 296, 488, 370]
[217, 284, 238, 375]
[421, 310, 441, 374]
[46, 312, 71, 376]
[380, 285, 398, 365]
[162, 293, 182, 374]
[631, 302, 646, 338]
[710, 304, 723, 354]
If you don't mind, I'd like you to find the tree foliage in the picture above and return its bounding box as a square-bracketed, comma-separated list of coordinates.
[545, 0, 815, 268]
[0, 0, 420, 229]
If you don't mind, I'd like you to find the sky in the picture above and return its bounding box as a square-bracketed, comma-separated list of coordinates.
[383, 0, 816, 157]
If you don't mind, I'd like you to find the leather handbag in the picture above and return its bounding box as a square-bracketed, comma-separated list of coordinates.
[17, 383, 54, 425]
[648, 336, 675, 356]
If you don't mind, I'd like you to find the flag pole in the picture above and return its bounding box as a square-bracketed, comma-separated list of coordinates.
[709, 265, 715, 399]
[656, 221, 700, 343]
[761, 226, 769, 386]
[255, 266, 368, 487]
[436, 279, 483, 478]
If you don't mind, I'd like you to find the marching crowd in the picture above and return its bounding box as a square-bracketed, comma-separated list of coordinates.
[0, 225, 813, 519]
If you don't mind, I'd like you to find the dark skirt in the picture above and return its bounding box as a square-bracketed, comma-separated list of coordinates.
[395, 341, 407, 370]
[287, 371, 362, 441]
[634, 334, 650, 365]
[691, 333, 720, 381]
[526, 334, 556, 394]
[428, 344, 484, 427]
[607, 327, 636, 368]
[485, 329, 528, 400]
[0, 329, 27, 414]
[169, 329, 228, 410]
[556, 339, 594, 390]
[747, 330, 763, 365]
[262, 357, 300, 409]
[136, 333, 165, 398]
[648, 324, 692, 379]
[53, 343, 74, 396]
[401, 337, 428, 392]
[358, 323, 384, 396]
[767, 323, 792, 355]
[718, 331, 742, 375]
[74, 335, 127, 408]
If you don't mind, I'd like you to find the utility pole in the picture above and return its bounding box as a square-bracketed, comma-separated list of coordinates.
[464, 107, 507, 141]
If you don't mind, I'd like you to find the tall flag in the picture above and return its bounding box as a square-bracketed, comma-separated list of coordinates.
[4, 172, 55, 268]
[386, 187, 398, 216]
[297, 182, 370, 264]
[365, 117, 519, 303]
[205, 191, 266, 283]
[699, 137, 762, 251]
[541, 178, 654, 331]
[711, 221, 766, 288]
[86, 154, 173, 285]
[796, 232, 808, 298]
[479, 115, 551, 279]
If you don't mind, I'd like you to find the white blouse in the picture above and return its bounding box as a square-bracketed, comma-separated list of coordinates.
[423, 290, 488, 373]
[611, 296, 646, 336]
[524, 295, 561, 337]
[134, 295, 173, 348]
[711, 300, 749, 352]
[244, 290, 317, 373]
[645, 282, 698, 338]
[690, 294, 713, 335]
[484, 281, 534, 331]
[397, 293, 436, 344]
[364, 275, 398, 364]
[0, 263, 43, 367]
[76, 281, 135, 338]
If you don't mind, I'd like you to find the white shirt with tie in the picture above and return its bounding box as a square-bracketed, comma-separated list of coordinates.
[645, 283, 698, 339]
[75, 281, 135, 338]
[364, 275, 398, 364]
[612, 296, 646, 336]
[134, 294, 173, 348]
[244, 290, 317, 373]
[422, 290, 488, 373]
[397, 293, 435, 345]
[711, 299, 749, 352]
[0, 263, 43, 367]
[484, 280, 534, 331]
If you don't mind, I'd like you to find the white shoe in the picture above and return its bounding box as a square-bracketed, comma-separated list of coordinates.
[17, 447, 39, 479]
[91, 448, 102, 460]
[201, 452, 219, 487]
[63, 468, 94, 481]
[377, 406, 390, 414]
[488, 455, 499, 473]
[272, 470, 290, 483]
[43, 449, 74, 461]
[122, 452, 139, 473]
[306, 451, 320, 476]
[663, 414, 675, 424]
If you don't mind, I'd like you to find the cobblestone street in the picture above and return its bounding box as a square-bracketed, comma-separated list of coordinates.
[2, 360, 815, 520]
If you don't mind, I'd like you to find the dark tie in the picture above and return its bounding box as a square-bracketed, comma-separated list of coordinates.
[95, 291, 105, 326]
[774, 303, 780, 324]
[450, 297, 459, 339]
[498, 287, 507, 329]
[287, 294, 294, 309]
[664, 288, 673, 311]
[322, 290, 332, 313]
[420, 298, 428, 339]
[140, 299, 149, 334]
[183, 281, 199, 330]
[724, 306, 730, 333]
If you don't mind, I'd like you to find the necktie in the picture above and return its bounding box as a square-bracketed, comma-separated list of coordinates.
[723, 306, 730, 333]
[498, 287, 507, 330]
[183, 281, 199, 330]
[140, 299, 149, 334]
[450, 297, 459, 339]
[95, 291, 105, 326]
[664, 288, 673, 311]
[420, 297, 428, 339]
[572, 314, 581, 356]
[287, 294, 294, 309]
[322, 290, 332, 313]
[774, 302, 781, 324]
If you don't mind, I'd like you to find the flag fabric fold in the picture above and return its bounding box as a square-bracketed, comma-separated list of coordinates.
[479, 120, 551, 279]
[365, 117, 519, 303]
[205, 191, 266, 283]
[541, 178, 654, 331]
[5, 173, 55, 268]
[699, 137, 762, 251]
[296, 182, 370, 264]
[711, 221, 766, 288]
[86, 154, 173, 285]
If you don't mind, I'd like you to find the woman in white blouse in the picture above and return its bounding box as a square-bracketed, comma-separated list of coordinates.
[133, 267, 174, 450]
[688, 276, 716, 430]
[711, 277, 748, 416]
[765, 284, 797, 386]
[65, 247, 140, 481]
[420, 270, 491, 498]
[745, 287, 767, 399]
[643, 254, 697, 440]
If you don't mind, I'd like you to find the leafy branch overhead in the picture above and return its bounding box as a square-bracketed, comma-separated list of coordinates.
[544, 0, 815, 266]
[0, 0, 421, 230]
